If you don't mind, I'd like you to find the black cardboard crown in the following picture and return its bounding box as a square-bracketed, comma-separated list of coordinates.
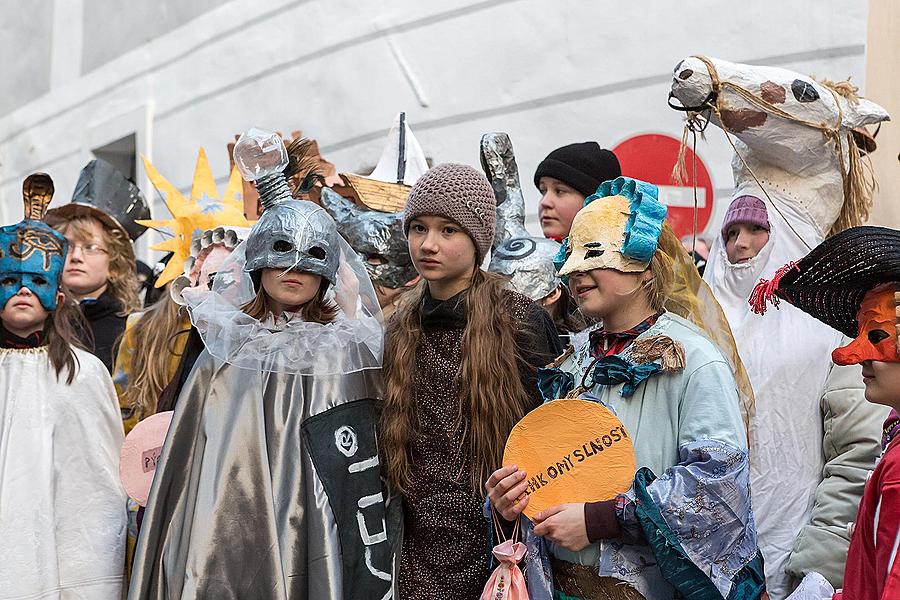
[45, 158, 150, 241]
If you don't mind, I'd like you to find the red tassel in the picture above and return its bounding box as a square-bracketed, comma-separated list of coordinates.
[749, 261, 799, 315]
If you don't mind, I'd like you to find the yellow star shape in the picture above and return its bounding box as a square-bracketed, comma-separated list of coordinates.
[138, 148, 252, 287]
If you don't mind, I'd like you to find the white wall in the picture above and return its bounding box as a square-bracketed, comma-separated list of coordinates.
[0, 0, 53, 116]
[0, 0, 869, 260]
[865, 0, 900, 228]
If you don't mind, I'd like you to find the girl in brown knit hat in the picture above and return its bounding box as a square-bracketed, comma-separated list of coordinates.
[379, 162, 561, 599]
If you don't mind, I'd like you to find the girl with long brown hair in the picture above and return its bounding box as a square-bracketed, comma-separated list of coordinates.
[379, 163, 561, 599]
[1, 174, 126, 598]
[114, 291, 191, 432]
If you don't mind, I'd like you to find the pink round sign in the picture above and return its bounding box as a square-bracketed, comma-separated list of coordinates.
[119, 411, 173, 506]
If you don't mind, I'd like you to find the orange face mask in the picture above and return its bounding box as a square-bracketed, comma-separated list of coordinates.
[832, 286, 900, 366]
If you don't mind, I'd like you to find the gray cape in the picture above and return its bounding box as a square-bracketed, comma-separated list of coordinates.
[128, 350, 397, 599]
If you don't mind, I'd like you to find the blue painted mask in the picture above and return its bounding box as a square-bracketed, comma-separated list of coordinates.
[0, 174, 68, 311]
[0, 221, 68, 311]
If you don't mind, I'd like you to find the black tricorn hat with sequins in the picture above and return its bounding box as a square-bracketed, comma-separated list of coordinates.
[750, 226, 900, 338]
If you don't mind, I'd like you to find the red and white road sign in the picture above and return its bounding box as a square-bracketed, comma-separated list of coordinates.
[612, 134, 714, 239]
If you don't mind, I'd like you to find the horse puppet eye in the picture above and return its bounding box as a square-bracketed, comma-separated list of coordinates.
[273, 240, 294, 253]
[299, 174, 316, 193]
[791, 79, 820, 103]
[308, 247, 326, 260]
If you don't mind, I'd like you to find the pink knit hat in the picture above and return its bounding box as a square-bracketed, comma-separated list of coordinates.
[721, 195, 769, 242]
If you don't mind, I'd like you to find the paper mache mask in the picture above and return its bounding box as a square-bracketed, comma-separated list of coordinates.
[0, 174, 68, 311]
[319, 186, 416, 290]
[490, 237, 561, 301]
[832, 284, 900, 366]
[244, 201, 340, 286]
[749, 226, 900, 366]
[170, 226, 251, 305]
[233, 129, 340, 286]
[556, 177, 668, 277]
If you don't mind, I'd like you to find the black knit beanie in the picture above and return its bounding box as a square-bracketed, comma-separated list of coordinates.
[533, 142, 621, 198]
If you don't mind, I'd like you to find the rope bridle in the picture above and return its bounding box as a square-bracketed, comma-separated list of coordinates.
[670, 55, 862, 250]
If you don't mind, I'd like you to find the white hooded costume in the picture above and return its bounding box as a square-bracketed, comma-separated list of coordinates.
[671, 55, 890, 598]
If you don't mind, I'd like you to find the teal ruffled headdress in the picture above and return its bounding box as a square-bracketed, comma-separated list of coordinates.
[555, 176, 668, 276]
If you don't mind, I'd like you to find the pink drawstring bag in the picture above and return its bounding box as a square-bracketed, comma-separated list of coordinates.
[481, 509, 529, 600]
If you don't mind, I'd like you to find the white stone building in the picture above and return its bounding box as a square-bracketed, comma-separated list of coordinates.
[0, 0, 878, 259]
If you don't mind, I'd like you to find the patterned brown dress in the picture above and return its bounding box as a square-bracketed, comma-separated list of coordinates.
[397, 289, 561, 599]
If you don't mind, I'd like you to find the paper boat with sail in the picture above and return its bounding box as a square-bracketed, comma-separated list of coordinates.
[342, 112, 429, 212]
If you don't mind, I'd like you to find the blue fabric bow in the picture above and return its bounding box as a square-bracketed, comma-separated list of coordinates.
[537, 355, 663, 402]
[537, 367, 575, 402]
[591, 355, 662, 397]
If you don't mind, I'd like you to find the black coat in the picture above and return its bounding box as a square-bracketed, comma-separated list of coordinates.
[79, 291, 126, 373]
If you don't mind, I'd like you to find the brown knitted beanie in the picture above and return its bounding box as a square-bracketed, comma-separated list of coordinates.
[403, 163, 497, 260]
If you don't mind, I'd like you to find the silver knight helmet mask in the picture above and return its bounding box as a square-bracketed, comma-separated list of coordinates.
[319, 187, 415, 289]
[234, 128, 339, 286]
[244, 200, 340, 286]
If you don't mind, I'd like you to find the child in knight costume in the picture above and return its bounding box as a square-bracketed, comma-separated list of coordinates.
[44, 159, 151, 372]
[752, 226, 900, 600]
[0, 174, 127, 599]
[129, 130, 394, 600]
[487, 177, 763, 600]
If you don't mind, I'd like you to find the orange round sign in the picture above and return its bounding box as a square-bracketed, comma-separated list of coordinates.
[503, 399, 636, 519]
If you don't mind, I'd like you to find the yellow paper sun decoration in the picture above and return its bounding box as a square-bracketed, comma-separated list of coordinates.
[138, 148, 252, 288]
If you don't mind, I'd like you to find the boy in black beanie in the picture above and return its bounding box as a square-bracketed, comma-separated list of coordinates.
[534, 141, 620, 240]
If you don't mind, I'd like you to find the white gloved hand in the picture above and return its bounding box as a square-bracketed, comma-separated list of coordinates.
[784, 572, 835, 600]
[335, 263, 360, 318]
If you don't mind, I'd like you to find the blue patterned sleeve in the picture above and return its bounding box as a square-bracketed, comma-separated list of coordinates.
[615, 359, 765, 599]
[626, 441, 764, 599]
